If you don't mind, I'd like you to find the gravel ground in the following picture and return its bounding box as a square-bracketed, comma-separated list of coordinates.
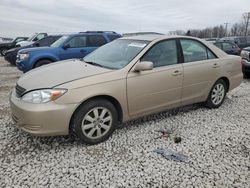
[0, 57, 249, 187]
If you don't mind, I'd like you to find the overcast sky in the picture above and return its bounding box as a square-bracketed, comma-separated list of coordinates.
[0, 0, 249, 38]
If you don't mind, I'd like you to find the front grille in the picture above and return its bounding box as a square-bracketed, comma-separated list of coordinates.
[16, 84, 26, 98]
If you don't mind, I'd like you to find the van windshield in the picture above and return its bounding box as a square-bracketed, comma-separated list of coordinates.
[83, 39, 149, 69]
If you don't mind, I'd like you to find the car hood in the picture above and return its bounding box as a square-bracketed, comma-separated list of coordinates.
[243, 47, 250, 52]
[17, 59, 113, 91]
[19, 46, 53, 54]
[17, 41, 33, 47]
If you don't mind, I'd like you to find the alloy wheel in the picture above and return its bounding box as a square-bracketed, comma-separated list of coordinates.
[211, 83, 225, 105]
[81, 107, 112, 139]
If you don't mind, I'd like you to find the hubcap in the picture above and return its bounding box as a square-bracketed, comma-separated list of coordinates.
[81, 107, 112, 139]
[211, 83, 225, 105]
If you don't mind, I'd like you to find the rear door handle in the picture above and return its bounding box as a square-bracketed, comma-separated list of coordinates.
[80, 49, 86, 53]
[172, 70, 182, 76]
[213, 63, 220, 68]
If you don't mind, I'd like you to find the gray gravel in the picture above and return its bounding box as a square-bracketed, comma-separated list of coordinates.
[0, 57, 249, 187]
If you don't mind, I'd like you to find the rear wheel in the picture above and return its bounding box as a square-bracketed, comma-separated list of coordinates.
[205, 79, 227, 108]
[70, 99, 118, 144]
[34, 59, 52, 68]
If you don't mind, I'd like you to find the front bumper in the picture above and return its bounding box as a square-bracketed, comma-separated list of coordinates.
[9, 89, 78, 136]
[4, 52, 16, 65]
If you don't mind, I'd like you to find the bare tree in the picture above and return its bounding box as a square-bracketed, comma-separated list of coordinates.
[243, 12, 250, 36]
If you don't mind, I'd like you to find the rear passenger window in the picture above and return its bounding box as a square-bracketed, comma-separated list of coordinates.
[88, 35, 106, 47]
[68, 36, 87, 48]
[141, 40, 178, 67]
[180, 39, 216, 63]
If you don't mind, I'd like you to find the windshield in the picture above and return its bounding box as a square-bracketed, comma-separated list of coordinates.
[27, 34, 37, 41]
[51, 36, 69, 48]
[83, 39, 149, 69]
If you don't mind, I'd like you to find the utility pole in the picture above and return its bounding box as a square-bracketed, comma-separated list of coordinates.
[243, 12, 250, 36]
[224, 22, 229, 37]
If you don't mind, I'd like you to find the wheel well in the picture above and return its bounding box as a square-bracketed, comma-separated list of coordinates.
[33, 58, 54, 68]
[219, 77, 230, 92]
[70, 95, 123, 128]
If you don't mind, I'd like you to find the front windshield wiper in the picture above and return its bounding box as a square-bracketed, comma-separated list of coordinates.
[84, 61, 105, 68]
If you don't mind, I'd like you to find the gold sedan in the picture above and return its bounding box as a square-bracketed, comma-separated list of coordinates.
[10, 35, 243, 144]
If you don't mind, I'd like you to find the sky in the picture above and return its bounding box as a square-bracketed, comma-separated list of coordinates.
[0, 0, 250, 38]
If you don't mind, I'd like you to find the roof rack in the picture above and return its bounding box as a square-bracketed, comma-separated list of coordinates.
[79, 31, 118, 34]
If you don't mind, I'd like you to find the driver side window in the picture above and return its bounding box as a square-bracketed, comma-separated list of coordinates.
[141, 40, 178, 68]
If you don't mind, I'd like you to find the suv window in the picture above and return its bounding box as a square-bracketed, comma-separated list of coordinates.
[141, 40, 178, 67]
[223, 42, 233, 51]
[68, 36, 87, 48]
[214, 43, 222, 49]
[107, 35, 120, 41]
[35, 33, 47, 41]
[180, 39, 216, 62]
[87, 35, 106, 47]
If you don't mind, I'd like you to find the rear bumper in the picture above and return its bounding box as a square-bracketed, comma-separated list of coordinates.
[242, 59, 250, 73]
[9, 89, 78, 136]
[229, 72, 243, 91]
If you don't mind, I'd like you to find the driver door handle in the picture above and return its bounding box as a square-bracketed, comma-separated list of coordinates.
[172, 70, 182, 76]
[213, 63, 220, 68]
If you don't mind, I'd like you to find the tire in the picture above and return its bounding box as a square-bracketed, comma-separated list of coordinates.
[0, 47, 8, 56]
[70, 99, 118, 144]
[205, 79, 227, 108]
[34, 59, 52, 68]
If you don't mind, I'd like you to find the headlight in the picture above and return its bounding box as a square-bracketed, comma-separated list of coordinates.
[21, 89, 67, 103]
[18, 53, 29, 60]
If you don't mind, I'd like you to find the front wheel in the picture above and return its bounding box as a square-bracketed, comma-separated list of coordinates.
[205, 79, 227, 108]
[0, 47, 8, 56]
[70, 99, 118, 144]
[34, 59, 52, 68]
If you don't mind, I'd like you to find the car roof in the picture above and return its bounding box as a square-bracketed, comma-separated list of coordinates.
[121, 35, 204, 42]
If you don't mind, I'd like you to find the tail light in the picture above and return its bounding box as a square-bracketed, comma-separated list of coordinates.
[240, 59, 245, 66]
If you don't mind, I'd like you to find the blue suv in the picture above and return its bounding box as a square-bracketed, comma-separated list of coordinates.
[16, 31, 121, 72]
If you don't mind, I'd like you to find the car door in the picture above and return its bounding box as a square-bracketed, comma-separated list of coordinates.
[180, 39, 220, 105]
[127, 39, 183, 117]
[59, 36, 89, 60]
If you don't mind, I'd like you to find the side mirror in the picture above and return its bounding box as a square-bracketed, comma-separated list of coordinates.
[63, 44, 70, 50]
[34, 43, 40, 47]
[134, 61, 153, 72]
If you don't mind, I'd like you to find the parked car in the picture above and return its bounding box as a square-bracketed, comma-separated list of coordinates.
[16, 31, 121, 72]
[0, 37, 13, 44]
[5, 35, 62, 65]
[219, 36, 250, 49]
[214, 41, 241, 55]
[0, 37, 28, 56]
[10, 35, 242, 144]
[16, 33, 48, 47]
[240, 46, 250, 77]
[204, 38, 220, 43]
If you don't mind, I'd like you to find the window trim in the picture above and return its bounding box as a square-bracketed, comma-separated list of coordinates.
[139, 39, 181, 68]
[178, 38, 218, 64]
